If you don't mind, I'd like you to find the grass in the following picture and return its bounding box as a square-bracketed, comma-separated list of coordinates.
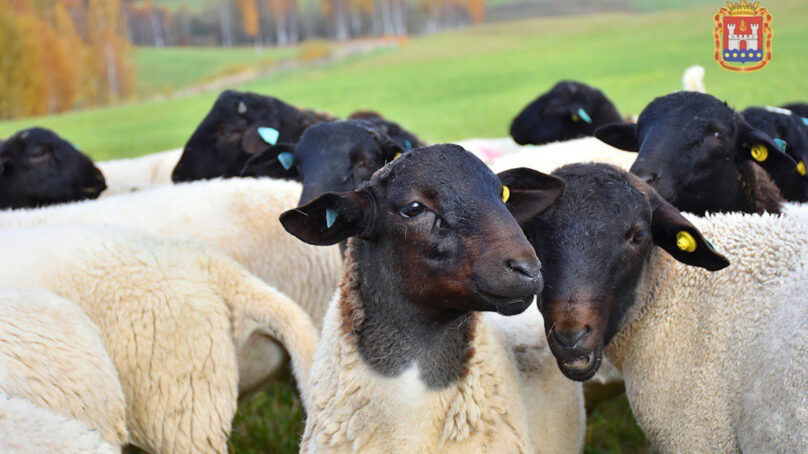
[135, 46, 296, 97]
[2, 4, 807, 451]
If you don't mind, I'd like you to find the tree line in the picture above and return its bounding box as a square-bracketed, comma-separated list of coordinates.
[124, 0, 487, 48]
[0, 0, 135, 120]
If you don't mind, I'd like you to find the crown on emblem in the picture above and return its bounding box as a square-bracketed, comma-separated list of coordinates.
[726, 0, 758, 16]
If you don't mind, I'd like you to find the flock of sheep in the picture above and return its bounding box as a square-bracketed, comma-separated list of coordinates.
[0, 64, 806, 453]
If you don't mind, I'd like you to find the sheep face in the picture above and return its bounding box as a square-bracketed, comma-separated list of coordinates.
[281, 144, 564, 315]
[596, 91, 797, 215]
[241, 120, 404, 206]
[741, 107, 808, 201]
[348, 110, 425, 152]
[510, 81, 623, 146]
[523, 163, 728, 381]
[172, 90, 314, 182]
[0, 128, 106, 209]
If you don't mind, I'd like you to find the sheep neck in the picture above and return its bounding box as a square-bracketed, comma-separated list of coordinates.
[339, 239, 478, 390]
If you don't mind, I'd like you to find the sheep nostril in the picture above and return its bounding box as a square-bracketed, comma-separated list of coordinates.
[506, 258, 541, 280]
[552, 327, 589, 349]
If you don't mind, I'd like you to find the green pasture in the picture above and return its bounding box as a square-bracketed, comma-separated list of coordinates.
[1, 0, 805, 160]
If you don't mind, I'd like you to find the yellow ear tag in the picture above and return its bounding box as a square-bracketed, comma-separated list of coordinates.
[750, 144, 768, 162]
[797, 160, 806, 176]
[501, 185, 510, 203]
[676, 231, 697, 253]
[571, 113, 579, 122]
[394, 152, 402, 160]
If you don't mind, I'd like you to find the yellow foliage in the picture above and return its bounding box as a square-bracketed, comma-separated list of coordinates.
[298, 40, 333, 62]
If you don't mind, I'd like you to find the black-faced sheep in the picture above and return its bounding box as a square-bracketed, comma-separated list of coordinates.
[283, 144, 584, 453]
[510, 81, 624, 145]
[595, 91, 796, 215]
[0, 128, 106, 209]
[172, 90, 334, 182]
[524, 163, 807, 453]
[741, 106, 808, 201]
[241, 119, 404, 205]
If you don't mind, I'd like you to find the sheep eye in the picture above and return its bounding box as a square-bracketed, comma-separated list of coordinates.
[400, 201, 425, 218]
[627, 228, 648, 246]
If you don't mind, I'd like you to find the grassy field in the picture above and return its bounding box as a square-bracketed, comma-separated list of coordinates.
[1, 0, 806, 160]
[136, 46, 296, 97]
[3, 4, 807, 452]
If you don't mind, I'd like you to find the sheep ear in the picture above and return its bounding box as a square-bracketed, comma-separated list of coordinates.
[381, 138, 405, 162]
[497, 168, 565, 224]
[595, 123, 639, 152]
[649, 193, 729, 271]
[242, 125, 281, 156]
[280, 191, 375, 246]
[737, 121, 797, 176]
[240, 143, 300, 180]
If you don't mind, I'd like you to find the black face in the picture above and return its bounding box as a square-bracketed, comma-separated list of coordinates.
[596, 92, 797, 215]
[281, 145, 567, 316]
[348, 111, 425, 152]
[172, 90, 325, 182]
[241, 120, 404, 205]
[742, 107, 808, 201]
[510, 81, 624, 145]
[0, 128, 106, 210]
[522, 163, 729, 381]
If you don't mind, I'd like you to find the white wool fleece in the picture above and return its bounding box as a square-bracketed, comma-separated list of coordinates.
[0, 288, 128, 446]
[97, 149, 181, 197]
[0, 224, 319, 454]
[0, 178, 343, 394]
[490, 137, 637, 174]
[606, 208, 808, 453]
[0, 394, 119, 454]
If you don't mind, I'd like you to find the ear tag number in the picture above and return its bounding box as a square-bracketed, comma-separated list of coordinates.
[750, 144, 768, 162]
[258, 127, 280, 146]
[676, 231, 697, 253]
[277, 152, 295, 170]
[576, 108, 592, 124]
[326, 208, 339, 229]
[501, 185, 510, 203]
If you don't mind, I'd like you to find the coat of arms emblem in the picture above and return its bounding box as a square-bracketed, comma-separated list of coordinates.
[713, 0, 773, 72]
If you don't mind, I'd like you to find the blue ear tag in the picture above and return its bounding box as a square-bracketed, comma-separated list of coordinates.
[277, 152, 295, 170]
[801, 117, 808, 126]
[404, 140, 412, 151]
[258, 127, 280, 146]
[577, 108, 592, 124]
[774, 138, 787, 152]
[326, 208, 338, 229]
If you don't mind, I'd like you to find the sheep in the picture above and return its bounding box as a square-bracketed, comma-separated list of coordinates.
[0, 394, 119, 454]
[595, 91, 797, 215]
[0, 127, 106, 209]
[0, 288, 128, 446]
[347, 110, 426, 151]
[0, 177, 343, 334]
[172, 90, 334, 182]
[97, 149, 181, 197]
[490, 137, 637, 174]
[282, 144, 584, 453]
[241, 119, 404, 205]
[509, 81, 625, 146]
[524, 162, 807, 453]
[0, 224, 319, 454]
[741, 106, 808, 201]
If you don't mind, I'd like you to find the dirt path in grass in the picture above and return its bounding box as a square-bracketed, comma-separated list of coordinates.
[156, 39, 401, 100]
